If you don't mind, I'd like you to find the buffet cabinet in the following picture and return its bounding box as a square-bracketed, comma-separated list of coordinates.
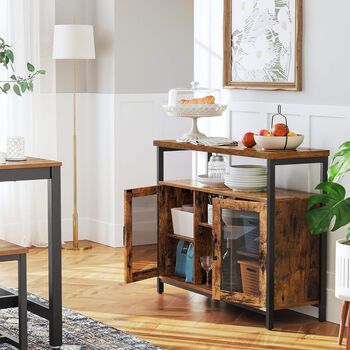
[124, 140, 330, 330]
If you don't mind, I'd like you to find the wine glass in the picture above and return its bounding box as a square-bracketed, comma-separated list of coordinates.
[200, 256, 213, 286]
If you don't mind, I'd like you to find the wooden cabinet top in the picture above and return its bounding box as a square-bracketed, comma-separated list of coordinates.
[154, 140, 329, 160]
[0, 157, 62, 170]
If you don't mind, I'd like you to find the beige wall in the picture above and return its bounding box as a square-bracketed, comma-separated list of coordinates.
[115, 0, 194, 93]
[55, 0, 194, 93]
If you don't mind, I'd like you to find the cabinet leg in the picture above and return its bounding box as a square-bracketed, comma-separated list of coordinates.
[157, 277, 164, 294]
[266, 310, 274, 330]
[339, 301, 349, 345]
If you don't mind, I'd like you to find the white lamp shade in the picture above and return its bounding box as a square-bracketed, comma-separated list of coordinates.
[52, 25, 95, 59]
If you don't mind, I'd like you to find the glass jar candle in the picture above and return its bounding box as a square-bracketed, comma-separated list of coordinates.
[208, 154, 227, 179]
[6, 136, 26, 161]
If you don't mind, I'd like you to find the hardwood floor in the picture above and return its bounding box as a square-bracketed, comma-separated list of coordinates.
[0, 243, 342, 349]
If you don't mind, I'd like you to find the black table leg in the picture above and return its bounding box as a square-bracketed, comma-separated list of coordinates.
[157, 147, 164, 294]
[48, 167, 62, 347]
[319, 157, 328, 322]
[18, 254, 27, 350]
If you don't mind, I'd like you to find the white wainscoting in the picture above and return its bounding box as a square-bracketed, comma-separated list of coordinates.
[57, 93, 192, 248]
[195, 100, 350, 323]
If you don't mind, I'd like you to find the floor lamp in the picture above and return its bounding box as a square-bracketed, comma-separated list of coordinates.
[53, 24, 95, 250]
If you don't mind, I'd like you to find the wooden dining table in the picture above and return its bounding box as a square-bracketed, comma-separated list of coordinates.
[0, 157, 62, 348]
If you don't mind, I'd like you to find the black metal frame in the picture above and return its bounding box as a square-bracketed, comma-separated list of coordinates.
[0, 254, 27, 349]
[0, 166, 62, 347]
[156, 146, 328, 330]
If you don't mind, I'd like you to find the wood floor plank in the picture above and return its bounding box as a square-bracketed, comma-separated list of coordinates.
[0, 243, 341, 349]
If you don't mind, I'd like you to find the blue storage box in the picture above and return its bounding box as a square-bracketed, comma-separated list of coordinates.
[175, 240, 194, 283]
[185, 243, 194, 283]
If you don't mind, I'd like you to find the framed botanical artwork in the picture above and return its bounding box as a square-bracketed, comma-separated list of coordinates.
[223, 0, 302, 90]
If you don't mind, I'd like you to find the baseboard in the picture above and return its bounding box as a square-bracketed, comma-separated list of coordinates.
[62, 218, 123, 248]
[290, 288, 341, 325]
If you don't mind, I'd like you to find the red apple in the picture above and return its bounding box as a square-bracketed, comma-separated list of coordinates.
[242, 132, 256, 148]
[258, 129, 271, 136]
[272, 123, 289, 136]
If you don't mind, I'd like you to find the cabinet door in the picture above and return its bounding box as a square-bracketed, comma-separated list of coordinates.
[212, 198, 267, 310]
[124, 186, 159, 283]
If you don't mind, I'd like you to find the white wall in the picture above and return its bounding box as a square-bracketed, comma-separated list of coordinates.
[54, 0, 194, 246]
[194, 0, 350, 324]
[56, 93, 192, 246]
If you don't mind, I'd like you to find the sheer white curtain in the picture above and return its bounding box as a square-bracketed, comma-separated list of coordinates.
[0, 0, 56, 247]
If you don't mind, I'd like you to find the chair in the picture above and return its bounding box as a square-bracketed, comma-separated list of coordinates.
[0, 240, 28, 349]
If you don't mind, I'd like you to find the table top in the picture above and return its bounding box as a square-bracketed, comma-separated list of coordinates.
[0, 157, 62, 170]
[153, 140, 330, 160]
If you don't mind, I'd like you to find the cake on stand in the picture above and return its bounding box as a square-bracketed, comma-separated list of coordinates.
[163, 82, 227, 143]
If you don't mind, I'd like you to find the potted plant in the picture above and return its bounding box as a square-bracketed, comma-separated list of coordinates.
[306, 141, 350, 301]
[0, 37, 45, 95]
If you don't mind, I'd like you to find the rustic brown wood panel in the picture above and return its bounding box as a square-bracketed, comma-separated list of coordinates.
[258, 205, 267, 308]
[193, 192, 212, 284]
[274, 197, 320, 309]
[221, 291, 265, 311]
[124, 186, 159, 283]
[160, 179, 313, 202]
[124, 189, 133, 283]
[212, 199, 222, 301]
[153, 140, 329, 160]
[161, 186, 193, 277]
[212, 198, 266, 307]
[159, 186, 171, 275]
[160, 275, 212, 296]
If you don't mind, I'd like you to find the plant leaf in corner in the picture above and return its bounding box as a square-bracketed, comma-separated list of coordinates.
[328, 141, 350, 182]
[13, 84, 21, 96]
[306, 182, 350, 235]
[27, 62, 35, 72]
[3, 83, 10, 93]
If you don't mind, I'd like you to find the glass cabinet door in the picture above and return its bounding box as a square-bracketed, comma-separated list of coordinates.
[212, 198, 266, 309]
[124, 186, 159, 283]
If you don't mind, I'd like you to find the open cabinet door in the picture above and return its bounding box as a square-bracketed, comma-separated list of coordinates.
[212, 198, 267, 310]
[124, 186, 159, 283]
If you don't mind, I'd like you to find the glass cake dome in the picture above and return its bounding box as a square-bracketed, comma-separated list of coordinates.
[163, 82, 227, 142]
[165, 82, 226, 117]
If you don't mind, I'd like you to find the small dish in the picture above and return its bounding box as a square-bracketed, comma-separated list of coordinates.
[6, 157, 27, 161]
[197, 174, 226, 187]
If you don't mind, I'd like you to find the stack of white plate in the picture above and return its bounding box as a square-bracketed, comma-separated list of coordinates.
[224, 165, 267, 192]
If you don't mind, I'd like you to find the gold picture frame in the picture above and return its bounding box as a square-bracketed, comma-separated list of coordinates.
[223, 0, 303, 91]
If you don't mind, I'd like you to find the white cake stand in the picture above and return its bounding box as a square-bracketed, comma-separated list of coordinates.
[163, 104, 227, 143]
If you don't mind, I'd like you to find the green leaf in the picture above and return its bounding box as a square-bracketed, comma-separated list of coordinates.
[27, 62, 35, 72]
[3, 83, 10, 92]
[10, 74, 17, 81]
[346, 227, 350, 241]
[329, 141, 350, 181]
[306, 182, 350, 235]
[19, 81, 27, 93]
[37, 69, 46, 75]
[5, 49, 14, 63]
[13, 84, 21, 96]
[28, 80, 33, 92]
